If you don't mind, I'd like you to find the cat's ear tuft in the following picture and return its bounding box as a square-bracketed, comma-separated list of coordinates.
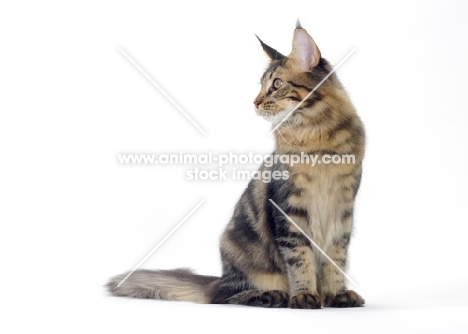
[288, 28, 321, 71]
[255, 34, 286, 61]
[296, 18, 302, 29]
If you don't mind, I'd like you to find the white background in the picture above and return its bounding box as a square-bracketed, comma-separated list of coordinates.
[1, 0, 468, 333]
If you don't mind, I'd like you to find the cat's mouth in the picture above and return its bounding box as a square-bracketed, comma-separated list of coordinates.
[255, 107, 282, 117]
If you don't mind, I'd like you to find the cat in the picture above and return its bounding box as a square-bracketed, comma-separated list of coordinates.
[107, 21, 365, 309]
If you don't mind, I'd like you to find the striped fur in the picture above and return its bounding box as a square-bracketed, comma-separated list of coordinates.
[107, 23, 365, 309]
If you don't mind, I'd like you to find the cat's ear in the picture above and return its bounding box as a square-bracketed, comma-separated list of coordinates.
[255, 35, 286, 61]
[288, 26, 321, 71]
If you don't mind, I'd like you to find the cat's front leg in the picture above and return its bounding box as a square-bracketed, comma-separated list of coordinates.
[269, 181, 321, 309]
[320, 233, 365, 307]
[277, 237, 321, 309]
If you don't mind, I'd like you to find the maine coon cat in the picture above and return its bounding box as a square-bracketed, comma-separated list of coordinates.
[107, 22, 365, 309]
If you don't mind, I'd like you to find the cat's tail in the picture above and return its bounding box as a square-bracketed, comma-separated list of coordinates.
[106, 268, 219, 303]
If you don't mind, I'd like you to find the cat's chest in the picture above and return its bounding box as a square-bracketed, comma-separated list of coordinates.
[289, 164, 349, 251]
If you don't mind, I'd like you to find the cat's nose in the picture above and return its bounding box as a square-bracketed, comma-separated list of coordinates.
[254, 99, 263, 108]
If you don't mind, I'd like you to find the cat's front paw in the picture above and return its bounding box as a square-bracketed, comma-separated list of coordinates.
[290, 292, 321, 309]
[324, 290, 365, 308]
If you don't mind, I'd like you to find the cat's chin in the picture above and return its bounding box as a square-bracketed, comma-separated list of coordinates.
[255, 110, 273, 123]
[260, 114, 278, 123]
[256, 110, 289, 125]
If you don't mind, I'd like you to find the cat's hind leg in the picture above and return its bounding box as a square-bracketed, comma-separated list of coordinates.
[227, 290, 289, 308]
[207, 273, 289, 308]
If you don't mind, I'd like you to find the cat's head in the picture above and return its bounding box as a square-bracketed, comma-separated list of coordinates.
[254, 22, 336, 125]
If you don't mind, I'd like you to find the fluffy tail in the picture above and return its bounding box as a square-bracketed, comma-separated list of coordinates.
[106, 268, 219, 304]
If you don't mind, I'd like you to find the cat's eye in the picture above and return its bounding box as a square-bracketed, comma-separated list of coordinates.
[273, 78, 283, 90]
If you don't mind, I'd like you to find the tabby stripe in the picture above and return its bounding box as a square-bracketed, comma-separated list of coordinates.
[286, 256, 304, 267]
[288, 81, 314, 91]
[285, 207, 309, 220]
[261, 60, 285, 81]
[287, 232, 310, 240]
[341, 209, 353, 221]
[342, 233, 351, 245]
[230, 209, 260, 243]
[332, 233, 352, 247]
[328, 117, 353, 141]
[298, 97, 320, 109]
[277, 232, 310, 242]
[306, 149, 339, 156]
[290, 188, 303, 197]
[245, 183, 259, 220]
[282, 95, 302, 102]
[276, 238, 311, 248]
[352, 169, 362, 198]
[336, 172, 354, 180]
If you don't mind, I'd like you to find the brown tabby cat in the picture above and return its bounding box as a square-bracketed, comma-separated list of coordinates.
[107, 21, 365, 309]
